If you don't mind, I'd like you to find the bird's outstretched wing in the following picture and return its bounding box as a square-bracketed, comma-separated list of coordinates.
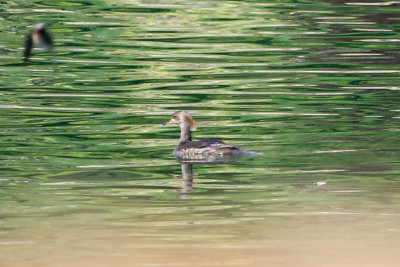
[23, 32, 33, 62]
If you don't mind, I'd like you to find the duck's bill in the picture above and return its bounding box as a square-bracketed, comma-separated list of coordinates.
[162, 118, 177, 126]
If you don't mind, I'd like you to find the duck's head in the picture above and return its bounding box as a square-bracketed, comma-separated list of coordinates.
[162, 111, 197, 131]
[35, 23, 46, 31]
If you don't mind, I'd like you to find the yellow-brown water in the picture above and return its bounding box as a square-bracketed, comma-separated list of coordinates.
[0, 0, 399, 266]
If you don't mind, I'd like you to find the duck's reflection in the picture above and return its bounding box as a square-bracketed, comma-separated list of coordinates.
[178, 162, 195, 197]
[175, 155, 245, 198]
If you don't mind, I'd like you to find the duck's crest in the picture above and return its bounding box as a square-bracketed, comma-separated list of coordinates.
[184, 113, 196, 131]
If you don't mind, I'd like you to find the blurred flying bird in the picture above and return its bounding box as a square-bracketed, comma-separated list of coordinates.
[23, 23, 54, 62]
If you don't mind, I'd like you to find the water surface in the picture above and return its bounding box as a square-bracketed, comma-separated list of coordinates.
[0, 0, 399, 266]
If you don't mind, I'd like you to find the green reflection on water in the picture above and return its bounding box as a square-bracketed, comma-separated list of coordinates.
[0, 0, 399, 266]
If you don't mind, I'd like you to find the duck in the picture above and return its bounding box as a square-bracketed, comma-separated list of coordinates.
[162, 111, 259, 161]
[23, 23, 54, 62]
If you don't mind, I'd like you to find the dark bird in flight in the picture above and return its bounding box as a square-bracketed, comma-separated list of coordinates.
[23, 23, 54, 62]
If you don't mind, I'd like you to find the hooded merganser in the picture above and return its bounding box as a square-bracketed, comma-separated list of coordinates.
[162, 111, 259, 161]
[23, 23, 54, 62]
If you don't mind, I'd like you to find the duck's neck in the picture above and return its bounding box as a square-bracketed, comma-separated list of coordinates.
[180, 123, 192, 143]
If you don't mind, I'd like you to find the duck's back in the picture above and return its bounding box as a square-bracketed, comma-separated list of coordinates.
[174, 138, 242, 160]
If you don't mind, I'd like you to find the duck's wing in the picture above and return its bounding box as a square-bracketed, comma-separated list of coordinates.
[176, 139, 243, 163]
[191, 138, 225, 147]
[23, 32, 33, 62]
[192, 139, 240, 151]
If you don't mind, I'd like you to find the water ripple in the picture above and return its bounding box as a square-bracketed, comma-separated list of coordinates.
[0, 1, 399, 265]
[0, 104, 105, 112]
